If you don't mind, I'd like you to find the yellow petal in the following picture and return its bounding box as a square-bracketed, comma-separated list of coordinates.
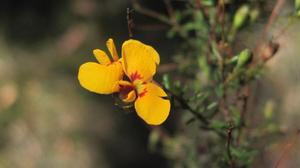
[106, 38, 119, 61]
[121, 90, 136, 103]
[122, 39, 160, 82]
[118, 80, 132, 87]
[134, 82, 170, 125]
[78, 62, 123, 94]
[93, 49, 111, 65]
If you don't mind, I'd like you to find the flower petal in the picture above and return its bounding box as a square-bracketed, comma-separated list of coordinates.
[118, 80, 136, 103]
[122, 39, 160, 82]
[106, 38, 119, 61]
[134, 82, 170, 125]
[93, 49, 111, 65]
[121, 90, 136, 103]
[78, 62, 123, 94]
[118, 80, 132, 87]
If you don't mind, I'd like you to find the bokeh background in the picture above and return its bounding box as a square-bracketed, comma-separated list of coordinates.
[0, 0, 299, 168]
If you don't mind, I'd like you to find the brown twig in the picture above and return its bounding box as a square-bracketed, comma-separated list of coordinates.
[163, 87, 227, 138]
[217, 0, 226, 42]
[236, 86, 250, 146]
[194, 0, 201, 9]
[157, 63, 178, 73]
[171, 92, 210, 125]
[219, 92, 230, 121]
[131, 0, 173, 25]
[194, 0, 209, 19]
[227, 123, 235, 168]
[254, 0, 286, 57]
[273, 16, 297, 41]
[132, 0, 188, 39]
[127, 8, 134, 38]
[273, 130, 300, 168]
[163, 0, 175, 20]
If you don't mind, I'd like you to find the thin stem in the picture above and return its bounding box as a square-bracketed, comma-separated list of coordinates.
[163, 0, 175, 19]
[131, 0, 173, 25]
[273, 130, 300, 168]
[254, 0, 286, 56]
[172, 92, 209, 125]
[127, 8, 134, 38]
[132, 0, 188, 40]
[217, 0, 226, 42]
[164, 87, 226, 138]
[227, 123, 235, 168]
[236, 86, 249, 146]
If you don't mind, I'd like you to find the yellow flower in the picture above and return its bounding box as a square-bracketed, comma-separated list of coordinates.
[78, 38, 170, 125]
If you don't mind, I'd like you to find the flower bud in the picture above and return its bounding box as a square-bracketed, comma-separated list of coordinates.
[236, 49, 252, 68]
[296, 0, 300, 16]
[296, 0, 300, 10]
[233, 5, 250, 30]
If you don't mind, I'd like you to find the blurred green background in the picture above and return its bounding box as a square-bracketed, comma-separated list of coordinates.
[0, 0, 176, 167]
[0, 0, 300, 168]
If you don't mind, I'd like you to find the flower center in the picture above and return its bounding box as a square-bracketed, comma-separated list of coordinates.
[118, 72, 148, 103]
[130, 71, 147, 97]
[119, 82, 136, 103]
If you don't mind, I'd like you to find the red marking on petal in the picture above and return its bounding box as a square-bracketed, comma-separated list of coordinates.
[130, 71, 143, 82]
[138, 88, 147, 98]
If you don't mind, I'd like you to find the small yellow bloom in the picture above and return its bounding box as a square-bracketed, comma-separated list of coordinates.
[78, 38, 170, 125]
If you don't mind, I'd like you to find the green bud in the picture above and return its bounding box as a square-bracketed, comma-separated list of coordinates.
[296, 0, 300, 10]
[233, 5, 250, 30]
[296, 0, 300, 16]
[264, 101, 275, 120]
[236, 49, 252, 68]
[227, 55, 239, 64]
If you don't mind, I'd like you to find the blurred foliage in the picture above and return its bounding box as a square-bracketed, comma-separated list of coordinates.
[0, 0, 300, 168]
[131, 0, 300, 167]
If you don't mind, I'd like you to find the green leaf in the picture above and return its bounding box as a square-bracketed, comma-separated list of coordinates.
[207, 102, 218, 111]
[162, 74, 171, 90]
[229, 106, 241, 126]
[215, 84, 224, 97]
[231, 147, 257, 166]
[183, 22, 197, 31]
[210, 120, 227, 130]
[202, 0, 214, 6]
[198, 56, 210, 79]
